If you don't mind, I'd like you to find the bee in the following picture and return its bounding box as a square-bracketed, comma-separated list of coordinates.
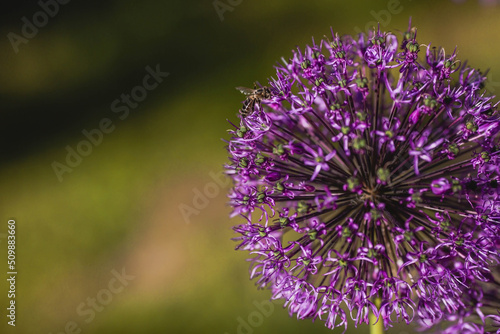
[235, 82, 272, 117]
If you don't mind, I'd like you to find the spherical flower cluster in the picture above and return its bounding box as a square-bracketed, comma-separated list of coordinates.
[225, 23, 500, 333]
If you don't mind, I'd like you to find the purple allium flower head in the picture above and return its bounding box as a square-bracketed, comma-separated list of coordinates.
[225, 22, 500, 333]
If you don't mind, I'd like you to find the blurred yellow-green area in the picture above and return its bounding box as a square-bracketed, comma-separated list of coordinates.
[0, 1, 499, 333]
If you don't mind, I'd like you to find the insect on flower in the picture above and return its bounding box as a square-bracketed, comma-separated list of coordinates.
[225, 21, 500, 334]
[236, 82, 272, 117]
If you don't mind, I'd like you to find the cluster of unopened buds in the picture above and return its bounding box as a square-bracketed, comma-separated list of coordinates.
[225, 22, 500, 333]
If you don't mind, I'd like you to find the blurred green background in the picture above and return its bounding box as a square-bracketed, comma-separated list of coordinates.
[0, 0, 499, 333]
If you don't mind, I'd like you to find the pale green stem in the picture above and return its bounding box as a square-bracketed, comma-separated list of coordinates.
[369, 298, 383, 334]
[369, 316, 384, 334]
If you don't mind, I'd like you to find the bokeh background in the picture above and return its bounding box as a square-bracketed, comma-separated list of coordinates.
[0, 0, 499, 333]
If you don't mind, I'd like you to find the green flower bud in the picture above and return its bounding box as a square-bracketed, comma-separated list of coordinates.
[353, 138, 366, 151]
[301, 59, 311, 69]
[273, 144, 285, 155]
[377, 168, 390, 183]
[239, 158, 248, 168]
[347, 177, 359, 191]
[297, 201, 309, 213]
[279, 217, 290, 228]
